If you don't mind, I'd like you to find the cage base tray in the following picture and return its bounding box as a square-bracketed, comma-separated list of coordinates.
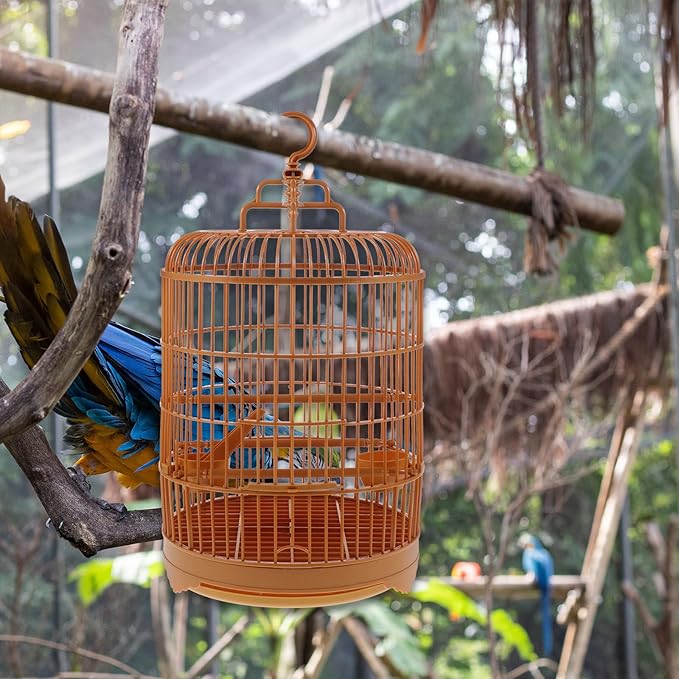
[163, 494, 419, 607]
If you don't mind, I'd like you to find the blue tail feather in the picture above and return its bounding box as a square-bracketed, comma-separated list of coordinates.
[540, 586, 553, 657]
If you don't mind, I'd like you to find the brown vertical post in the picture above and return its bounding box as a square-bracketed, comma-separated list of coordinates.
[557, 390, 647, 678]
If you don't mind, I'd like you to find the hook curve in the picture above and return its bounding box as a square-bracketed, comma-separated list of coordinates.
[283, 111, 317, 170]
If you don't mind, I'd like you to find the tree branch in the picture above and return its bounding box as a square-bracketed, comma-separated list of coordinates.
[503, 659, 558, 679]
[150, 576, 175, 679]
[1, 377, 162, 556]
[0, 0, 168, 442]
[341, 618, 392, 679]
[185, 614, 249, 679]
[291, 618, 343, 679]
[0, 634, 148, 677]
[0, 47, 624, 235]
[621, 581, 659, 636]
[621, 581, 664, 664]
[646, 521, 668, 575]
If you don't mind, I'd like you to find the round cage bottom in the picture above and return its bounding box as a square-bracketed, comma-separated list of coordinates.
[163, 494, 419, 607]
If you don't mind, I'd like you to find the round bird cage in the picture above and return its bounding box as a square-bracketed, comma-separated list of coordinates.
[159, 112, 425, 606]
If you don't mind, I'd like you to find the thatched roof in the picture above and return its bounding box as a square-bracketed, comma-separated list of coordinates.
[422, 283, 667, 492]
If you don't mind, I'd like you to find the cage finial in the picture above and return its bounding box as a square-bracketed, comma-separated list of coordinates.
[282, 111, 317, 173]
[238, 112, 347, 233]
[280, 111, 318, 231]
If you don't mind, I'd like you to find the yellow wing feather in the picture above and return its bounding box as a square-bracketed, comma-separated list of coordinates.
[0, 177, 121, 406]
[82, 425, 160, 487]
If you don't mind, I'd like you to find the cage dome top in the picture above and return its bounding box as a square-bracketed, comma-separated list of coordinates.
[164, 112, 422, 277]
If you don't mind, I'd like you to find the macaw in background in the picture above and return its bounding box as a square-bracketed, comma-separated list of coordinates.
[519, 533, 554, 657]
[0, 178, 323, 488]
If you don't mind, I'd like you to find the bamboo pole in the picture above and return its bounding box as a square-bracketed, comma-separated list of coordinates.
[556, 389, 648, 679]
[0, 48, 624, 235]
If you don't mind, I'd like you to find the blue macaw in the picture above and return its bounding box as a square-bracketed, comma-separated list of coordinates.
[519, 532, 554, 657]
[0, 178, 323, 488]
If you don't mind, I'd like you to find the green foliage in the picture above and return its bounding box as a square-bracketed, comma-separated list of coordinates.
[434, 638, 493, 679]
[629, 437, 677, 525]
[489, 609, 537, 663]
[329, 599, 429, 677]
[0, 1, 48, 55]
[412, 579, 537, 662]
[412, 579, 482, 621]
[69, 559, 114, 607]
[253, 608, 312, 639]
[624, 435, 679, 674]
[68, 550, 164, 606]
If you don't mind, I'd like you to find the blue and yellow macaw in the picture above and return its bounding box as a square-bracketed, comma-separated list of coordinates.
[0, 178, 323, 488]
[519, 532, 554, 657]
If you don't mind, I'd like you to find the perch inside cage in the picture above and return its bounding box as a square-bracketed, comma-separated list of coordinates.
[159, 112, 425, 606]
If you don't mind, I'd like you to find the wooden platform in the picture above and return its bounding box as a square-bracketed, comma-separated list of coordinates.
[415, 574, 585, 601]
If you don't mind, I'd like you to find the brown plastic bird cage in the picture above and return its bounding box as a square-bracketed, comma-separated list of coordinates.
[159, 112, 425, 606]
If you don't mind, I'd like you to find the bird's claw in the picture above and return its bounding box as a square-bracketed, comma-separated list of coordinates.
[68, 465, 92, 494]
[94, 498, 128, 518]
[67, 466, 128, 519]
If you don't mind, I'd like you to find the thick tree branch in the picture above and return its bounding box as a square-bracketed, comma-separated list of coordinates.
[0, 47, 624, 235]
[0, 0, 168, 442]
[1, 361, 162, 555]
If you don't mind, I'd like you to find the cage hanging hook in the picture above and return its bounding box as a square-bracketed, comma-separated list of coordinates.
[283, 111, 317, 173]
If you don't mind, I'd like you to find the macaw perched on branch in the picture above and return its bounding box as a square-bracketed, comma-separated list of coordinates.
[0, 178, 323, 488]
[519, 532, 554, 657]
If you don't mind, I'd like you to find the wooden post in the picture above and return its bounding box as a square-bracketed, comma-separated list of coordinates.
[557, 390, 648, 678]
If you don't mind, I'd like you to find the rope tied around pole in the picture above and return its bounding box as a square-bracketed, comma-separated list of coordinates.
[523, 169, 579, 275]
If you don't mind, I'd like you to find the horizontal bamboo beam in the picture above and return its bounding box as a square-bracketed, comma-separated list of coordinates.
[416, 575, 586, 601]
[0, 48, 624, 235]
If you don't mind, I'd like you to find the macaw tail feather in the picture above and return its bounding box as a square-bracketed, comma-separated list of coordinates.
[541, 586, 553, 657]
[0, 177, 120, 410]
